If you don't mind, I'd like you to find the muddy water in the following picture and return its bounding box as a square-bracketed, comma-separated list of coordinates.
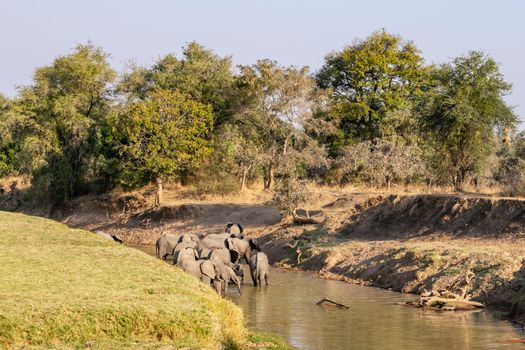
[133, 245, 524, 350]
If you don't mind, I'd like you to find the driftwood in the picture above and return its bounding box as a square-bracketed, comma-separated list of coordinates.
[400, 270, 485, 311]
[285, 241, 302, 264]
[316, 298, 349, 309]
[292, 208, 326, 224]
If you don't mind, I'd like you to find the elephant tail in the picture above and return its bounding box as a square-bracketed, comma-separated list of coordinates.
[155, 240, 160, 258]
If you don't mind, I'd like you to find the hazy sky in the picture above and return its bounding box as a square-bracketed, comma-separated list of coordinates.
[2, 0, 524, 123]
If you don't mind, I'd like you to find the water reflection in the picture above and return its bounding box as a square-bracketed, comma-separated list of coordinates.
[229, 268, 523, 350]
[131, 245, 523, 350]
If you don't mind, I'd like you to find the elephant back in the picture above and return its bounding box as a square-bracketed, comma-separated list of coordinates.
[200, 260, 216, 279]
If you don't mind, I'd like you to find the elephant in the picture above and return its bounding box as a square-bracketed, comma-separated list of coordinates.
[179, 233, 200, 244]
[173, 241, 198, 256]
[225, 222, 244, 238]
[178, 258, 223, 294]
[249, 252, 269, 287]
[197, 233, 234, 251]
[198, 233, 260, 263]
[225, 237, 260, 264]
[173, 246, 199, 265]
[232, 263, 245, 283]
[155, 233, 181, 260]
[207, 247, 233, 266]
[156, 232, 200, 260]
[214, 261, 242, 296]
[198, 247, 211, 259]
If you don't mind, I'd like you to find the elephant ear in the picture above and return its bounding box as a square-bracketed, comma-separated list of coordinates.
[237, 224, 244, 234]
[199, 248, 211, 259]
[229, 249, 240, 264]
[249, 238, 260, 252]
[200, 261, 216, 279]
[226, 238, 240, 253]
[225, 265, 237, 280]
[225, 222, 233, 233]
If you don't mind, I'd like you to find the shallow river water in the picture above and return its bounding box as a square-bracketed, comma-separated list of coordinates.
[134, 245, 524, 350]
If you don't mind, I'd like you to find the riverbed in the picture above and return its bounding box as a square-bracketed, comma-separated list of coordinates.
[133, 244, 524, 350]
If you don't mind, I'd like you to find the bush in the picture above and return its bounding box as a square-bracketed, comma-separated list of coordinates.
[271, 166, 309, 214]
[331, 139, 428, 188]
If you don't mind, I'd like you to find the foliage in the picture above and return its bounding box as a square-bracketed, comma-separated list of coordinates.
[12, 43, 115, 201]
[195, 123, 263, 193]
[0, 94, 17, 176]
[316, 30, 426, 152]
[0, 34, 521, 200]
[417, 51, 517, 189]
[271, 164, 309, 214]
[494, 132, 525, 195]
[118, 42, 235, 126]
[107, 89, 213, 188]
[234, 60, 328, 189]
[332, 139, 427, 187]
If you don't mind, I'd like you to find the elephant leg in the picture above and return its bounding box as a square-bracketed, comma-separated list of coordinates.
[258, 274, 264, 287]
[264, 272, 269, 286]
[250, 269, 257, 287]
[235, 279, 242, 295]
[201, 275, 212, 286]
[212, 279, 222, 295]
[222, 280, 227, 296]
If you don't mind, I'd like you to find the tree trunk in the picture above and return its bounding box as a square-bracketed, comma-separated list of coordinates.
[263, 165, 274, 190]
[283, 136, 289, 156]
[240, 168, 248, 191]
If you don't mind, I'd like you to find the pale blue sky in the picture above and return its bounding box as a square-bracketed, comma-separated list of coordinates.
[1, 0, 524, 123]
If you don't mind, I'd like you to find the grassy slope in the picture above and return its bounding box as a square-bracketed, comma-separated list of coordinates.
[0, 211, 292, 350]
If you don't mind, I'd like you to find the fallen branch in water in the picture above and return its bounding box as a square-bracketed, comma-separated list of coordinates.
[316, 298, 349, 309]
[400, 270, 485, 311]
[285, 241, 303, 264]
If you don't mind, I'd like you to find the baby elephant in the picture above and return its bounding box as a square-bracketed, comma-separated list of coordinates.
[249, 252, 269, 287]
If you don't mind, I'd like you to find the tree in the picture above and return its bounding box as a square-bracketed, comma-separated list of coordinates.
[118, 42, 234, 126]
[271, 164, 309, 214]
[106, 89, 213, 188]
[0, 94, 17, 176]
[14, 43, 115, 201]
[333, 140, 427, 188]
[316, 30, 425, 152]
[417, 51, 517, 190]
[234, 60, 327, 190]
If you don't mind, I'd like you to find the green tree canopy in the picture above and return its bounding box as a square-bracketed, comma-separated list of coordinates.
[316, 30, 425, 151]
[234, 60, 327, 189]
[417, 51, 517, 189]
[118, 42, 234, 126]
[107, 89, 213, 188]
[14, 43, 115, 200]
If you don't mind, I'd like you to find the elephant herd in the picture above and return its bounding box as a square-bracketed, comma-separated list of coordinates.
[155, 222, 269, 296]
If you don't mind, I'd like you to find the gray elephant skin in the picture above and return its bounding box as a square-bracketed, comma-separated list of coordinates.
[198, 234, 259, 263]
[156, 232, 200, 260]
[249, 252, 269, 287]
[178, 258, 223, 294]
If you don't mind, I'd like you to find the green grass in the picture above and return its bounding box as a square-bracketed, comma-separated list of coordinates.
[0, 211, 292, 349]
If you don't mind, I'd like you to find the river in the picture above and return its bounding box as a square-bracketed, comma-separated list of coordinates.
[133, 244, 524, 350]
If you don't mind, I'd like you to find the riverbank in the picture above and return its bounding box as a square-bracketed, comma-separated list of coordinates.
[0, 211, 293, 349]
[4, 183, 525, 325]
